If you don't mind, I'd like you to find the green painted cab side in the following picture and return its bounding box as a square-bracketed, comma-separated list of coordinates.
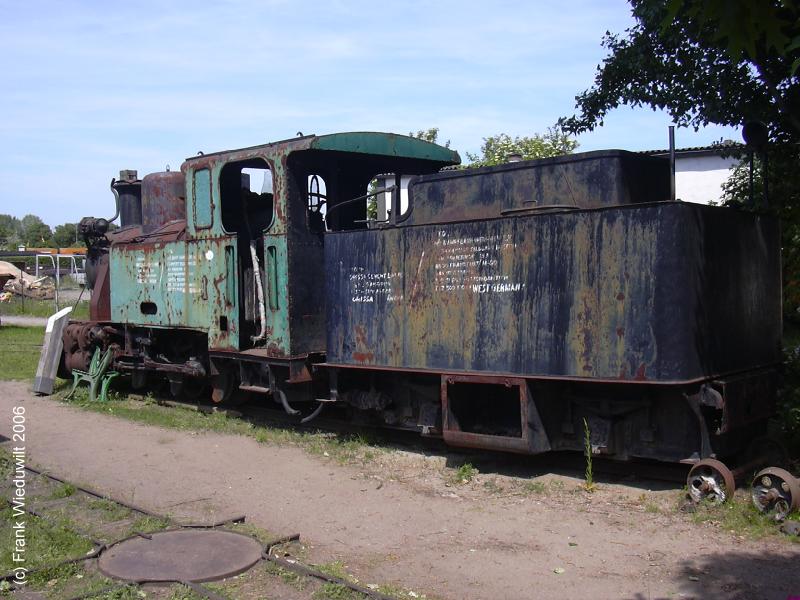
[110, 132, 457, 356]
[109, 238, 239, 349]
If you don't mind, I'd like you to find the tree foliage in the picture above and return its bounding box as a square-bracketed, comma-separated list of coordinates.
[466, 128, 578, 167]
[53, 223, 81, 248]
[19, 215, 53, 248]
[560, 0, 800, 142]
[720, 147, 800, 322]
[0, 214, 83, 250]
[409, 127, 451, 148]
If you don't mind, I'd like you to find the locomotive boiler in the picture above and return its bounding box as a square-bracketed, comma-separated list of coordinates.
[60, 132, 782, 472]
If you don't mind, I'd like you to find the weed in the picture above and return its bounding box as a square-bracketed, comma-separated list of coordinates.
[687, 492, 791, 540]
[522, 480, 547, 494]
[645, 502, 661, 514]
[450, 462, 477, 485]
[311, 561, 365, 600]
[582, 418, 596, 492]
[264, 561, 309, 590]
[482, 478, 503, 494]
[87, 498, 130, 521]
[313, 582, 367, 600]
[166, 584, 207, 600]
[51, 482, 77, 499]
[127, 515, 171, 535]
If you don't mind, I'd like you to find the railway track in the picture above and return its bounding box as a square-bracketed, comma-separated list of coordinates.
[0, 461, 402, 600]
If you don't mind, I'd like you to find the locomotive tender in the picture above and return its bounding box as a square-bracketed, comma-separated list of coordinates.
[61, 132, 782, 464]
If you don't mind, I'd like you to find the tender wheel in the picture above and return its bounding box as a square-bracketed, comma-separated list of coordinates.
[751, 467, 800, 521]
[687, 458, 735, 503]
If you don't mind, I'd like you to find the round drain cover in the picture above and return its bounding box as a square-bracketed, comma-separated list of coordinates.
[98, 529, 263, 583]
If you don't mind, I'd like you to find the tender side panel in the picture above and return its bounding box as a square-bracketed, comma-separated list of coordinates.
[325, 203, 781, 382]
[109, 238, 239, 349]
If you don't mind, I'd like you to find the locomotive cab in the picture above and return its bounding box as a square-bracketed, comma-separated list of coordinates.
[66, 132, 460, 401]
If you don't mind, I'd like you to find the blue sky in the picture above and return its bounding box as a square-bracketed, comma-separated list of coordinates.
[0, 0, 739, 227]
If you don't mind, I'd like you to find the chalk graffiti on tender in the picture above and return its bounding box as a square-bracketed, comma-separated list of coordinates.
[433, 229, 526, 294]
[349, 229, 526, 303]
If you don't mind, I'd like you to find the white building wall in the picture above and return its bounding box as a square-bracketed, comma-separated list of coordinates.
[674, 154, 737, 205]
[375, 174, 413, 221]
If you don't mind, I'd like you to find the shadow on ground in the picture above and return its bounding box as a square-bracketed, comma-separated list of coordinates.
[625, 549, 800, 600]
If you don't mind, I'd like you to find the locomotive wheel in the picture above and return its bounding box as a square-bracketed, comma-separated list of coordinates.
[210, 371, 249, 408]
[751, 467, 800, 521]
[687, 458, 735, 504]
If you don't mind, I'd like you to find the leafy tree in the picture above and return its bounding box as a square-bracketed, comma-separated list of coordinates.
[53, 223, 80, 248]
[0, 214, 21, 249]
[409, 127, 451, 148]
[19, 214, 53, 248]
[466, 128, 578, 168]
[720, 148, 800, 317]
[559, 0, 800, 453]
[559, 0, 800, 142]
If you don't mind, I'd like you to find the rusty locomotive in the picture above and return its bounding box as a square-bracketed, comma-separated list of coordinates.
[60, 132, 782, 469]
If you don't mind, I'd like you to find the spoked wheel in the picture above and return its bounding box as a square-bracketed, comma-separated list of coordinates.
[751, 467, 800, 521]
[687, 458, 735, 504]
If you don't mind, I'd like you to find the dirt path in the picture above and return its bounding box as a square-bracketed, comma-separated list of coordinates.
[1, 381, 798, 600]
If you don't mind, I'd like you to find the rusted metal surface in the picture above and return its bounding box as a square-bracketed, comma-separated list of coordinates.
[441, 374, 551, 454]
[142, 170, 186, 233]
[111, 171, 143, 228]
[63, 131, 782, 465]
[109, 229, 239, 350]
[404, 150, 670, 226]
[710, 369, 778, 433]
[325, 202, 781, 383]
[98, 529, 263, 583]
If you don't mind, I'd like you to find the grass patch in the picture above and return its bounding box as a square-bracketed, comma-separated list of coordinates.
[0, 297, 89, 319]
[87, 498, 131, 522]
[0, 325, 44, 380]
[166, 584, 208, 600]
[264, 561, 310, 590]
[60, 390, 380, 467]
[449, 462, 477, 485]
[50, 482, 77, 499]
[0, 509, 94, 582]
[521, 480, 547, 494]
[687, 493, 800, 541]
[127, 515, 171, 535]
[313, 562, 365, 600]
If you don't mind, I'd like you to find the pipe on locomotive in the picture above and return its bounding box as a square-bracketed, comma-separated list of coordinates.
[241, 188, 268, 344]
[108, 177, 122, 223]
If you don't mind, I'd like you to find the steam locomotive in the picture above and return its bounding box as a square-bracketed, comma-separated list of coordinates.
[60, 132, 782, 468]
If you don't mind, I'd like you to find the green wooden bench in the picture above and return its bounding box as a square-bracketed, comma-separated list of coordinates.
[66, 347, 120, 402]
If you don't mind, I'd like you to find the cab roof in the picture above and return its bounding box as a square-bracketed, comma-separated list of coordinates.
[184, 131, 461, 168]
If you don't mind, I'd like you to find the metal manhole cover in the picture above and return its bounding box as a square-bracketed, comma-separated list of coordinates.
[98, 529, 263, 583]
